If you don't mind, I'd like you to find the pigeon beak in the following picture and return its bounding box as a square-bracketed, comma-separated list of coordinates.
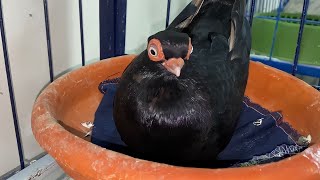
[162, 58, 185, 77]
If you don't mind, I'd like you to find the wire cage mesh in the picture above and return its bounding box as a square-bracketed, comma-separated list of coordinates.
[0, 0, 319, 177]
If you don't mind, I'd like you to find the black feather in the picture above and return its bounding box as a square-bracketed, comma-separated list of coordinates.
[113, 0, 251, 167]
[149, 30, 190, 59]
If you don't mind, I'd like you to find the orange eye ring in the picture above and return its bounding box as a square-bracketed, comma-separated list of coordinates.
[148, 39, 165, 62]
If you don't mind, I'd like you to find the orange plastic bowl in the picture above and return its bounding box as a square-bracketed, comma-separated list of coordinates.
[32, 55, 320, 179]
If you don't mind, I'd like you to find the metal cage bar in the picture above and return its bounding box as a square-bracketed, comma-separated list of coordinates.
[269, 0, 283, 60]
[292, 0, 310, 76]
[99, 0, 127, 59]
[43, 0, 54, 82]
[0, 0, 25, 170]
[2, 0, 320, 176]
[79, 0, 86, 66]
[115, 0, 127, 56]
[249, 0, 256, 26]
[99, 0, 115, 59]
[166, 0, 171, 28]
[249, 0, 320, 79]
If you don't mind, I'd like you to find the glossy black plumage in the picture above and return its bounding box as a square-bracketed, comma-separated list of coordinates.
[113, 0, 251, 167]
[149, 30, 191, 60]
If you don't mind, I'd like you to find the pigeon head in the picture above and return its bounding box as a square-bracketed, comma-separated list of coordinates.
[147, 30, 193, 77]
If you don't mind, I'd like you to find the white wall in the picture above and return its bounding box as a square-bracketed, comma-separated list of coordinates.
[0, 33, 20, 177]
[48, 0, 82, 77]
[48, 0, 100, 76]
[0, 0, 100, 176]
[2, 0, 51, 162]
[169, 0, 191, 24]
[0, 0, 187, 176]
[125, 0, 192, 55]
[125, 0, 168, 54]
[82, 0, 100, 63]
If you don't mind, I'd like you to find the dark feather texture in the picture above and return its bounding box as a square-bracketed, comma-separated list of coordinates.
[113, 0, 251, 167]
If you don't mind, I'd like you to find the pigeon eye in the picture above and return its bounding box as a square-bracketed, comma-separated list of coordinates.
[149, 46, 158, 57]
[148, 38, 165, 61]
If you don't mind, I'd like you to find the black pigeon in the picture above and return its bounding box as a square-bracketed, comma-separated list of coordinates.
[113, 0, 251, 167]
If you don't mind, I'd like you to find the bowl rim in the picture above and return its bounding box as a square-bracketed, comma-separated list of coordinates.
[31, 55, 320, 179]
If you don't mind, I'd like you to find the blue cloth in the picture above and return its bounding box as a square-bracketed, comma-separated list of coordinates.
[91, 79, 307, 167]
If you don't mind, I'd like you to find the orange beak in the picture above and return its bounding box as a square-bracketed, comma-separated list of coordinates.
[162, 58, 185, 77]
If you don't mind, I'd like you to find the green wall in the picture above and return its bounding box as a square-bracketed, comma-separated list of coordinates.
[251, 18, 320, 66]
